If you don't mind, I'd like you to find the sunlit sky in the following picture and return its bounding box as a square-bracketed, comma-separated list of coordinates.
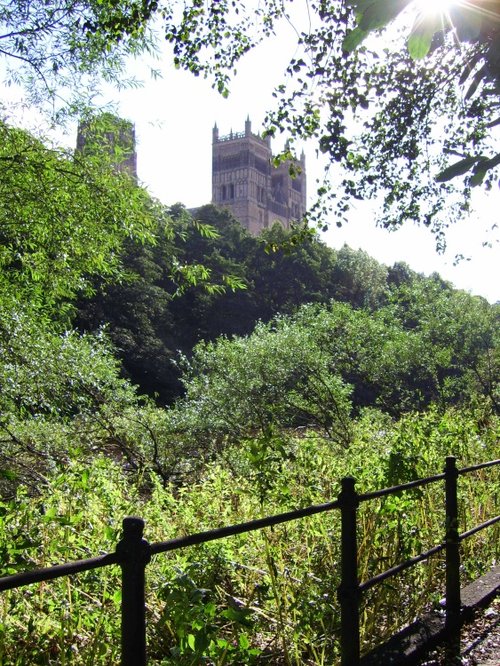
[5, 2, 499, 302]
[414, 0, 456, 16]
[112, 14, 499, 304]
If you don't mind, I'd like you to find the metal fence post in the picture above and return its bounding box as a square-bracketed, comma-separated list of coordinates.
[338, 476, 360, 666]
[444, 456, 461, 665]
[116, 516, 151, 666]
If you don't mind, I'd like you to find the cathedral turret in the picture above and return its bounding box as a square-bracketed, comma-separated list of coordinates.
[76, 113, 137, 180]
[211, 118, 307, 235]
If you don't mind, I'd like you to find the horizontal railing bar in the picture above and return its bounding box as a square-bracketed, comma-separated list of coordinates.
[2, 458, 498, 597]
[359, 473, 445, 502]
[0, 552, 121, 592]
[459, 459, 500, 475]
[359, 542, 445, 593]
[151, 499, 340, 555]
[459, 514, 500, 542]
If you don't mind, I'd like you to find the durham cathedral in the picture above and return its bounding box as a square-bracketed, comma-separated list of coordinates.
[77, 114, 307, 236]
[211, 117, 307, 235]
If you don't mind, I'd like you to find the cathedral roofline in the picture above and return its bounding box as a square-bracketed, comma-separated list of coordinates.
[213, 118, 271, 146]
[212, 118, 307, 236]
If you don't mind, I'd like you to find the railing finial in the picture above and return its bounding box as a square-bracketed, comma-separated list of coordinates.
[117, 516, 151, 666]
[338, 476, 360, 666]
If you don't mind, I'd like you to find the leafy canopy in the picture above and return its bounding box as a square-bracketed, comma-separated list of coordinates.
[261, 0, 500, 246]
[0, 121, 158, 317]
[0, 0, 159, 117]
[2, 1, 498, 245]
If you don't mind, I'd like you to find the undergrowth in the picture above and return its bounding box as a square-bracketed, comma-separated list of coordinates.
[0, 405, 498, 665]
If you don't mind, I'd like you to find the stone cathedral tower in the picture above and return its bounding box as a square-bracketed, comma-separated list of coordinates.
[76, 113, 137, 180]
[212, 117, 306, 235]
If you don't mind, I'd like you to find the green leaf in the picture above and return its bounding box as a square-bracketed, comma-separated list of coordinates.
[192, 219, 220, 239]
[342, 27, 368, 52]
[407, 30, 433, 60]
[435, 156, 479, 182]
[407, 14, 440, 60]
[359, 0, 407, 31]
[470, 153, 500, 186]
[346, 0, 379, 10]
[470, 168, 486, 187]
[221, 606, 254, 627]
[0, 469, 17, 480]
[42, 506, 57, 521]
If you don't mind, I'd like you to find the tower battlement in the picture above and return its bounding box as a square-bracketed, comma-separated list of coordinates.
[211, 117, 306, 235]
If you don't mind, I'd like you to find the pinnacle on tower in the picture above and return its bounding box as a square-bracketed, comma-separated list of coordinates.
[211, 119, 307, 235]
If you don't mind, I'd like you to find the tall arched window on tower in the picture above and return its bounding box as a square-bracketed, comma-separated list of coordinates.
[229, 183, 235, 199]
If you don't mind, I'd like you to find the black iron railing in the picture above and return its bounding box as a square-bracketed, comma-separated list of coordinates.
[0, 455, 498, 665]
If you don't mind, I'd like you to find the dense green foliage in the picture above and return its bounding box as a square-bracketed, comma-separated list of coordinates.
[0, 408, 498, 664]
[0, 122, 157, 317]
[0, 122, 498, 662]
[76, 204, 499, 409]
[164, 293, 498, 475]
[0, 124, 238, 488]
[1, 155, 497, 661]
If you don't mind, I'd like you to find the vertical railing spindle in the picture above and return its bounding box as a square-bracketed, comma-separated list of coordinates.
[338, 476, 360, 666]
[116, 517, 151, 666]
[445, 456, 461, 665]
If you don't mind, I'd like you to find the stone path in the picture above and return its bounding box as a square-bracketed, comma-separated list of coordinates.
[461, 598, 499, 666]
[419, 598, 500, 666]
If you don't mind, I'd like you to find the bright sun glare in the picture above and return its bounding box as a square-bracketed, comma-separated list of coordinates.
[414, 0, 457, 14]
